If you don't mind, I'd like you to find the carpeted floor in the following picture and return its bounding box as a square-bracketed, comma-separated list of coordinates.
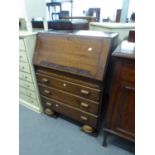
[19, 104, 134, 155]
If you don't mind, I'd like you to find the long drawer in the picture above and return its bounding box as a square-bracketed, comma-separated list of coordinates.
[19, 86, 36, 99]
[20, 93, 38, 106]
[19, 62, 31, 73]
[19, 71, 33, 82]
[37, 73, 101, 101]
[19, 79, 35, 91]
[41, 96, 98, 128]
[19, 51, 28, 62]
[38, 84, 99, 115]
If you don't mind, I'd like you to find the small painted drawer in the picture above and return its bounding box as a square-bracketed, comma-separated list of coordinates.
[20, 93, 38, 106]
[19, 71, 33, 82]
[19, 79, 35, 91]
[19, 39, 26, 51]
[19, 62, 31, 73]
[19, 86, 36, 99]
[19, 52, 28, 62]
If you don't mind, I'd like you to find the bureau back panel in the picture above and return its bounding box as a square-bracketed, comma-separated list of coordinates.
[33, 31, 118, 81]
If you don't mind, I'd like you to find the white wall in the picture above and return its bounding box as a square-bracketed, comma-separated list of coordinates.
[19, 0, 47, 18]
[72, 0, 123, 22]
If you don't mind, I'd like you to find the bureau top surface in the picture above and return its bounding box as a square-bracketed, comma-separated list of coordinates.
[33, 31, 118, 81]
[37, 30, 118, 38]
[112, 40, 135, 60]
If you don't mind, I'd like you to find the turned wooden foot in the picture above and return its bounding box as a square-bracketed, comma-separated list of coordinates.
[44, 108, 55, 116]
[81, 125, 94, 134]
[102, 131, 108, 146]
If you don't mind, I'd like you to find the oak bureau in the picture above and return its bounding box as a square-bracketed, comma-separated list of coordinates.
[33, 30, 118, 134]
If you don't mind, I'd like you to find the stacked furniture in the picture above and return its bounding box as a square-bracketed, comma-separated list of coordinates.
[89, 22, 135, 42]
[103, 40, 135, 145]
[19, 33, 42, 113]
[31, 19, 89, 30]
[33, 30, 118, 134]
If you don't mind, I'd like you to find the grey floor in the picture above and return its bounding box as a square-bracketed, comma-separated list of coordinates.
[19, 104, 134, 155]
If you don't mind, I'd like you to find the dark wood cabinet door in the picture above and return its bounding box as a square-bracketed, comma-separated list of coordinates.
[111, 80, 135, 140]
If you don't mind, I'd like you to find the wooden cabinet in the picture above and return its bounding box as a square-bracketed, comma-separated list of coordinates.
[103, 41, 135, 145]
[33, 31, 118, 134]
[19, 34, 42, 113]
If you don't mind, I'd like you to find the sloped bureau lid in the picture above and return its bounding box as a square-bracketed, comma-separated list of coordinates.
[33, 31, 118, 81]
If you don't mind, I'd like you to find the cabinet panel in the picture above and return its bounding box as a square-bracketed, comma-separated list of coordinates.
[112, 81, 135, 138]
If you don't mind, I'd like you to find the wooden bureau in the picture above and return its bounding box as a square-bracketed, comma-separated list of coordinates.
[33, 31, 118, 134]
[103, 40, 135, 145]
[19, 34, 42, 113]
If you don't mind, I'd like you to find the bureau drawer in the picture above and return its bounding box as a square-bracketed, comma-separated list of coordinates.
[19, 86, 36, 99]
[19, 62, 31, 73]
[41, 96, 98, 128]
[19, 51, 28, 62]
[20, 93, 38, 106]
[19, 39, 26, 51]
[39, 84, 99, 115]
[37, 73, 101, 101]
[19, 79, 35, 91]
[19, 71, 33, 82]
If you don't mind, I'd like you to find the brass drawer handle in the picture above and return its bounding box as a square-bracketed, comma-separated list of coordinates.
[46, 102, 52, 106]
[44, 90, 51, 94]
[80, 89, 90, 95]
[42, 78, 49, 83]
[80, 102, 89, 108]
[80, 116, 88, 121]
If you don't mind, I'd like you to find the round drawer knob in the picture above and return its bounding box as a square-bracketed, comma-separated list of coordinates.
[88, 47, 92, 52]
[55, 104, 59, 108]
[63, 83, 67, 87]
